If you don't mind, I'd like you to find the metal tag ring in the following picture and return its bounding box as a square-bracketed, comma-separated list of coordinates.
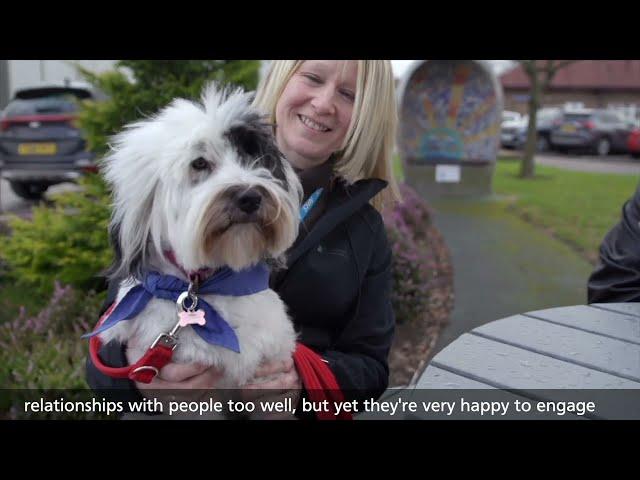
[176, 291, 198, 312]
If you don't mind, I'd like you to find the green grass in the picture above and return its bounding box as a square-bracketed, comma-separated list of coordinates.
[392, 154, 639, 264]
[393, 153, 405, 182]
[493, 157, 639, 263]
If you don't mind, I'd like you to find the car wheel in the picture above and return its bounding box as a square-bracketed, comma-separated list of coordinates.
[596, 137, 611, 156]
[632, 152, 640, 159]
[536, 136, 550, 152]
[9, 181, 48, 200]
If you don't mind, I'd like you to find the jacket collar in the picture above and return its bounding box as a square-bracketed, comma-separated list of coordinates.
[286, 178, 387, 268]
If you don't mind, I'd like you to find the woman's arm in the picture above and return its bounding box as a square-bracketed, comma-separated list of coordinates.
[320, 210, 395, 403]
[588, 183, 640, 303]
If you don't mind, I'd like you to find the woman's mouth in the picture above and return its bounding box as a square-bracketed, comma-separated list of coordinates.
[298, 114, 331, 133]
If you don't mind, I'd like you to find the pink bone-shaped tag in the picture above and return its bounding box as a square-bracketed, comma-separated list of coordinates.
[178, 309, 207, 327]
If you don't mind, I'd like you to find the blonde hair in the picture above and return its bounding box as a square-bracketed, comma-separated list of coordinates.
[252, 60, 401, 211]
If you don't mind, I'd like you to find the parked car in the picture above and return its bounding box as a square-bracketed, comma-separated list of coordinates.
[0, 82, 99, 199]
[501, 111, 526, 149]
[629, 128, 640, 159]
[511, 107, 564, 152]
[529, 107, 562, 151]
[550, 108, 633, 156]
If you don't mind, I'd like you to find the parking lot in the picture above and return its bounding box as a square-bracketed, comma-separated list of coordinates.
[0, 179, 79, 220]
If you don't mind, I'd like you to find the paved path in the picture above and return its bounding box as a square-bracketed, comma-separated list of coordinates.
[425, 196, 594, 364]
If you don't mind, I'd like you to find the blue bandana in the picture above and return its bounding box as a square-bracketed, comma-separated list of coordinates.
[83, 263, 271, 353]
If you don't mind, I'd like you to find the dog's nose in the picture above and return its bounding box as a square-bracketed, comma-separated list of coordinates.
[237, 190, 262, 214]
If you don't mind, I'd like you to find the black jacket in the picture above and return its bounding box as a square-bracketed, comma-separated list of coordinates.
[86, 178, 395, 404]
[588, 182, 640, 303]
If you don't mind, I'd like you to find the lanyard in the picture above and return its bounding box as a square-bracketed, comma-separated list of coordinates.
[299, 188, 323, 222]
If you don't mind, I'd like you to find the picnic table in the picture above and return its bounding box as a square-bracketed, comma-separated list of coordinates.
[360, 303, 640, 420]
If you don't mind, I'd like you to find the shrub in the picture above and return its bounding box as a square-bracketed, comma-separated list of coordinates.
[0, 173, 112, 298]
[383, 183, 454, 326]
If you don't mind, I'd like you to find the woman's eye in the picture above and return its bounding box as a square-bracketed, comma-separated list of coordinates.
[190, 157, 210, 171]
[302, 73, 322, 84]
[341, 90, 355, 102]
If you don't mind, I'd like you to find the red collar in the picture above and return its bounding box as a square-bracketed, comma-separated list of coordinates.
[163, 250, 213, 284]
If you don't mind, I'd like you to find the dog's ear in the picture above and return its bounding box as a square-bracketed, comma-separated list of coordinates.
[104, 220, 123, 280]
[104, 219, 146, 281]
[102, 121, 165, 281]
[225, 113, 289, 189]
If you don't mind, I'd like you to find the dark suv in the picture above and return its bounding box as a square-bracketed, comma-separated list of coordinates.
[550, 109, 633, 156]
[0, 83, 98, 199]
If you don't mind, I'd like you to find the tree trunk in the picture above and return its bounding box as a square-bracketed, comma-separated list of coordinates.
[520, 77, 540, 178]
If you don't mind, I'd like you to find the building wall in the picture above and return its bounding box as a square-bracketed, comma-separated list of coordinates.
[504, 89, 640, 117]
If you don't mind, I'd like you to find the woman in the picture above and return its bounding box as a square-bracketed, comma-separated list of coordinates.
[86, 60, 401, 417]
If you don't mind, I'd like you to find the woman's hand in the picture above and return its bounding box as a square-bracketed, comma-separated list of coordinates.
[240, 358, 302, 420]
[135, 362, 224, 404]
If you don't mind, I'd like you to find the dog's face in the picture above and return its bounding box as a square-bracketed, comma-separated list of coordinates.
[103, 83, 302, 278]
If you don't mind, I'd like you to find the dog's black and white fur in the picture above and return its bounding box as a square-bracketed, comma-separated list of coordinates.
[99, 83, 301, 388]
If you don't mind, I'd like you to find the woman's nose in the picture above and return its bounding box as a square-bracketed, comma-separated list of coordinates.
[310, 87, 336, 115]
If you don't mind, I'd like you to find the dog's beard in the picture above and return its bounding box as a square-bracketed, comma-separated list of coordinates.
[188, 185, 298, 271]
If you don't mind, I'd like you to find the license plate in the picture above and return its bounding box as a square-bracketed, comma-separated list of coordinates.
[18, 143, 57, 155]
[561, 124, 576, 133]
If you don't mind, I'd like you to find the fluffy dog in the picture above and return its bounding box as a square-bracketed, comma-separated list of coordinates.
[95, 83, 301, 390]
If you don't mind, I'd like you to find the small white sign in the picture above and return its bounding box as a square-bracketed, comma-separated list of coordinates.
[435, 165, 461, 183]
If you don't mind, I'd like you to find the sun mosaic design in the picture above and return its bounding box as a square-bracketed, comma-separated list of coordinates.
[399, 61, 501, 164]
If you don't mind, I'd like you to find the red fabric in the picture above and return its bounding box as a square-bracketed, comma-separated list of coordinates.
[88, 302, 174, 384]
[293, 342, 353, 421]
[127, 344, 174, 383]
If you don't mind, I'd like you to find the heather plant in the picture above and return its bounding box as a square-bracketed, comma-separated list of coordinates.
[382, 184, 453, 326]
[0, 282, 106, 419]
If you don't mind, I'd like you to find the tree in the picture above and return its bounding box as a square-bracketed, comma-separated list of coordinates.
[75, 60, 261, 154]
[516, 60, 577, 178]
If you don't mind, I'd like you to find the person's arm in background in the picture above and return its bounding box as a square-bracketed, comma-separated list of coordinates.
[588, 183, 640, 303]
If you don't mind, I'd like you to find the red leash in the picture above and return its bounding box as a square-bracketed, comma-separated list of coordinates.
[89, 303, 177, 384]
[292, 343, 352, 420]
[89, 304, 352, 420]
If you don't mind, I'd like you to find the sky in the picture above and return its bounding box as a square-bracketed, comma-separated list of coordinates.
[390, 60, 515, 79]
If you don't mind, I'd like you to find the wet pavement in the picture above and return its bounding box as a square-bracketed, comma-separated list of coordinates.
[425, 195, 594, 362]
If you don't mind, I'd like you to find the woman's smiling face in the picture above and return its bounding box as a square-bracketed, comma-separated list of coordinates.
[274, 60, 358, 170]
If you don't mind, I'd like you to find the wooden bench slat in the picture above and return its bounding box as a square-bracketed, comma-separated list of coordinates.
[473, 315, 640, 382]
[431, 333, 640, 389]
[525, 305, 640, 345]
[590, 303, 640, 318]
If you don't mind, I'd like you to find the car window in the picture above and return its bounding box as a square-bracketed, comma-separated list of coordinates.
[502, 111, 521, 122]
[600, 113, 621, 124]
[539, 109, 560, 121]
[563, 113, 591, 122]
[4, 93, 83, 117]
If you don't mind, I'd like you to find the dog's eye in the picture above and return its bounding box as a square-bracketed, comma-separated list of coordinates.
[190, 157, 210, 171]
